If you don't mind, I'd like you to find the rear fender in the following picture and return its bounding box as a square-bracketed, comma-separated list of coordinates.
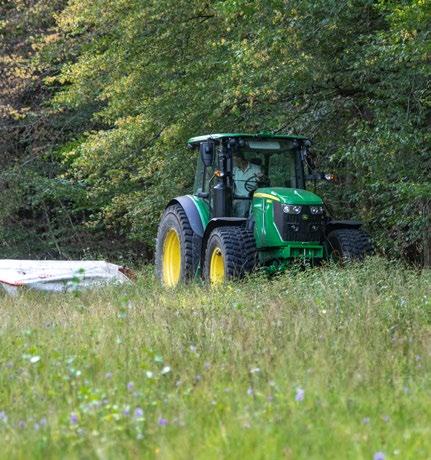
[166, 196, 205, 237]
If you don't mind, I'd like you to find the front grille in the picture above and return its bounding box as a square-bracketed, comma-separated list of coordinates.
[273, 203, 325, 242]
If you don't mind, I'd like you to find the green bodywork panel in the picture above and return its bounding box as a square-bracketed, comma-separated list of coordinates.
[188, 187, 324, 263]
[188, 132, 307, 145]
[188, 194, 210, 227]
[251, 188, 324, 261]
[254, 187, 323, 205]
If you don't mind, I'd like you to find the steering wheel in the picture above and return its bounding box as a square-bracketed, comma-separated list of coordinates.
[244, 174, 270, 192]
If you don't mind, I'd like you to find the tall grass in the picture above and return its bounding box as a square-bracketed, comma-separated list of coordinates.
[0, 258, 429, 459]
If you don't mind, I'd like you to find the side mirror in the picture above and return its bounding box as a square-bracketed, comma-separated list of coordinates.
[199, 141, 214, 167]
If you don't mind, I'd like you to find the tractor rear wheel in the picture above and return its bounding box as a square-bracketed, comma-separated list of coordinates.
[204, 226, 257, 284]
[326, 228, 373, 262]
[155, 204, 199, 287]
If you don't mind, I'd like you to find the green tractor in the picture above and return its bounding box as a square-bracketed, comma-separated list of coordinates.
[155, 133, 372, 286]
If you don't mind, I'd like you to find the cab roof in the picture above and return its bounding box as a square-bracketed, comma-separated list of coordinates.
[187, 132, 307, 145]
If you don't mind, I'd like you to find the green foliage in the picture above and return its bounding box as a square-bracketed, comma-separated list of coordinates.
[1, 0, 429, 262]
[0, 259, 430, 457]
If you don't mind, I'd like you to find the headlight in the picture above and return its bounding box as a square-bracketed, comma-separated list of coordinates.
[310, 206, 324, 215]
[282, 204, 302, 214]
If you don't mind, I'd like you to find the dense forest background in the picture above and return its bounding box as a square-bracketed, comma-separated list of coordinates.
[0, 0, 429, 265]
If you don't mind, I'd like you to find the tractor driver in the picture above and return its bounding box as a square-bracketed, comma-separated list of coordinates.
[232, 151, 263, 216]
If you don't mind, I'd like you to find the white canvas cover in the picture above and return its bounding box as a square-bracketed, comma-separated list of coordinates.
[0, 260, 131, 295]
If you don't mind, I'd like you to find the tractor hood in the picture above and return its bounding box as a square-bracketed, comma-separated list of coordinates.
[253, 187, 323, 205]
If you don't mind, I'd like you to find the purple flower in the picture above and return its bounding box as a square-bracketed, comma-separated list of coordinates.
[158, 417, 168, 426]
[383, 415, 390, 423]
[18, 420, 26, 429]
[123, 407, 131, 416]
[34, 422, 40, 431]
[127, 381, 134, 391]
[70, 413, 78, 425]
[0, 411, 8, 423]
[40, 417, 47, 427]
[295, 388, 305, 402]
[362, 417, 370, 425]
[134, 407, 144, 418]
[373, 452, 385, 460]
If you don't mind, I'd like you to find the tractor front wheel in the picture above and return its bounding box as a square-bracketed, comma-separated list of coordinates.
[155, 204, 198, 287]
[204, 226, 256, 284]
[326, 228, 373, 262]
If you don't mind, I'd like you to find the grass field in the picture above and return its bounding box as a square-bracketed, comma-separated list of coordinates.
[0, 258, 430, 459]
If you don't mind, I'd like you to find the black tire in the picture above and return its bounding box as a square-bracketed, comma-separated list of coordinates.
[326, 228, 373, 262]
[203, 226, 257, 283]
[155, 204, 200, 286]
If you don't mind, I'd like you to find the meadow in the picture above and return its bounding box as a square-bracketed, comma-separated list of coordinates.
[0, 257, 430, 459]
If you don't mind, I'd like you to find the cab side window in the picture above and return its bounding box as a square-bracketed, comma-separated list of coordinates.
[193, 146, 215, 195]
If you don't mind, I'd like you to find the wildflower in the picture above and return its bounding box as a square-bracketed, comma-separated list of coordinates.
[105, 372, 113, 379]
[295, 388, 305, 402]
[70, 413, 78, 425]
[161, 366, 171, 375]
[189, 345, 197, 353]
[373, 452, 385, 460]
[34, 422, 40, 431]
[127, 381, 134, 391]
[146, 371, 154, 378]
[250, 367, 260, 374]
[247, 387, 254, 396]
[30, 356, 40, 364]
[40, 417, 47, 427]
[123, 407, 131, 416]
[362, 417, 370, 425]
[158, 417, 168, 426]
[383, 415, 390, 423]
[0, 412, 7, 423]
[18, 420, 26, 429]
[134, 407, 144, 418]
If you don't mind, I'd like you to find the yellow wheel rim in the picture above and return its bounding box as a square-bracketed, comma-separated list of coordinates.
[209, 246, 225, 284]
[162, 229, 181, 287]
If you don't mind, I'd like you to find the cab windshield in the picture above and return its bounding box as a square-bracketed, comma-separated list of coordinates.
[232, 139, 303, 193]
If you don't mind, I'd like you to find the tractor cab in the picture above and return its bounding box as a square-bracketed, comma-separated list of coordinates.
[189, 133, 307, 219]
[155, 133, 373, 287]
